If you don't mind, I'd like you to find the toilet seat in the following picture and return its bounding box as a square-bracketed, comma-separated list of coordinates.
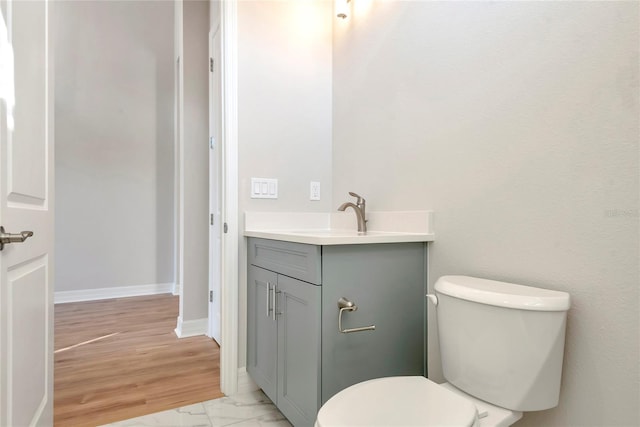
[315, 376, 479, 427]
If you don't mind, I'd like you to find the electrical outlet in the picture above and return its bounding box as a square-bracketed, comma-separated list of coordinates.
[310, 181, 321, 201]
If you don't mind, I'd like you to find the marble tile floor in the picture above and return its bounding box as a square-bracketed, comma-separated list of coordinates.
[101, 390, 292, 427]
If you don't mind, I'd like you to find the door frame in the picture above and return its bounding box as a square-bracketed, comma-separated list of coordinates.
[175, 0, 238, 395]
[208, 23, 222, 344]
[218, 0, 239, 396]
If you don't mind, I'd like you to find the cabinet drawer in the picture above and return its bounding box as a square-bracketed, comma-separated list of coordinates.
[248, 238, 321, 285]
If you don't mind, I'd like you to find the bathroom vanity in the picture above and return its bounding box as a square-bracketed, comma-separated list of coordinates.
[246, 224, 432, 426]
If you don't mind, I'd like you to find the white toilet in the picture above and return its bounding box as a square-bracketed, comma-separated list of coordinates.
[316, 275, 570, 427]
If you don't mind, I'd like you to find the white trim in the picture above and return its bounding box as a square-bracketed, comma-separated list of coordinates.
[172, 282, 181, 296]
[208, 25, 214, 339]
[54, 283, 174, 304]
[220, 0, 239, 396]
[174, 316, 208, 338]
[174, 316, 209, 338]
[236, 368, 258, 395]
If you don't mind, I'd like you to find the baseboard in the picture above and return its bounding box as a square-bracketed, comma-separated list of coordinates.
[236, 367, 258, 394]
[54, 283, 175, 304]
[174, 316, 208, 338]
[173, 282, 181, 296]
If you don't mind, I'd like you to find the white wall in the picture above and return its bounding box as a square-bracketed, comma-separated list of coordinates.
[333, 2, 638, 426]
[237, 0, 333, 365]
[178, 0, 210, 323]
[55, 1, 175, 293]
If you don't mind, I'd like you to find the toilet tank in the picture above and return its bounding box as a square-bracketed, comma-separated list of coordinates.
[434, 275, 570, 412]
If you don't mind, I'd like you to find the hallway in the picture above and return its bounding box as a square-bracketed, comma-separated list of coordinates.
[54, 294, 222, 426]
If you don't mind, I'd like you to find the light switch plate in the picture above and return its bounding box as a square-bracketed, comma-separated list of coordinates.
[310, 181, 320, 201]
[251, 178, 278, 199]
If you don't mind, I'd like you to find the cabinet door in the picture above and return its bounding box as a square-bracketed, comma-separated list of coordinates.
[276, 275, 321, 427]
[247, 266, 278, 402]
[321, 243, 427, 404]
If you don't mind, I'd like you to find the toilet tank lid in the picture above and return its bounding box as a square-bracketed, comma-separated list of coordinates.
[435, 276, 570, 311]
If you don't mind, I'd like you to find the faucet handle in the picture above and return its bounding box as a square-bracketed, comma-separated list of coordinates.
[348, 192, 365, 205]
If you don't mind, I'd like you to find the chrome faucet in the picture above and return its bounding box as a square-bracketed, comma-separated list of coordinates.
[338, 192, 367, 234]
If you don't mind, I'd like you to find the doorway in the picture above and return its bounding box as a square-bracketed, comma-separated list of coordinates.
[52, 0, 222, 423]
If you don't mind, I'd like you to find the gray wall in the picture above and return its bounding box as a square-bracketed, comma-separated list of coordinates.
[55, 1, 175, 292]
[178, 0, 210, 322]
[332, 2, 638, 426]
[237, 0, 333, 365]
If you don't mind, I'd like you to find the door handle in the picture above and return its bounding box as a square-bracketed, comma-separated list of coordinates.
[266, 281, 271, 317]
[0, 226, 34, 250]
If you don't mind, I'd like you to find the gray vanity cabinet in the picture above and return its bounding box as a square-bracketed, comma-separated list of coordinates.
[247, 239, 321, 427]
[247, 238, 426, 427]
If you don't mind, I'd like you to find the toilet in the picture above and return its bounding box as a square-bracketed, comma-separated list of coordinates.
[316, 275, 570, 427]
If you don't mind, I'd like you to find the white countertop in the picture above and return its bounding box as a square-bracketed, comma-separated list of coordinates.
[244, 211, 435, 245]
[243, 229, 433, 245]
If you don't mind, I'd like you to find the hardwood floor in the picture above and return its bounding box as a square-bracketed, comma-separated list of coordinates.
[54, 294, 223, 427]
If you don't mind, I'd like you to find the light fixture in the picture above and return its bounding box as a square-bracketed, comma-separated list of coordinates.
[336, 0, 351, 19]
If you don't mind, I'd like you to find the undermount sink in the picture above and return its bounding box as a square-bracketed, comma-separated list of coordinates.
[283, 229, 395, 236]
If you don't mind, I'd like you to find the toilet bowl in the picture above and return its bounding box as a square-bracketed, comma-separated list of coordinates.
[315, 275, 570, 427]
[315, 376, 522, 427]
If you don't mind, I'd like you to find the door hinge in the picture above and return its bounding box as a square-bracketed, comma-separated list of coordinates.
[209, 290, 213, 302]
[223, 222, 228, 233]
[210, 213, 214, 225]
[210, 136, 215, 150]
[210, 57, 214, 72]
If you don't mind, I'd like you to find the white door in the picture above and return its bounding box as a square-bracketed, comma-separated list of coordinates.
[0, 0, 54, 426]
[208, 26, 222, 344]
